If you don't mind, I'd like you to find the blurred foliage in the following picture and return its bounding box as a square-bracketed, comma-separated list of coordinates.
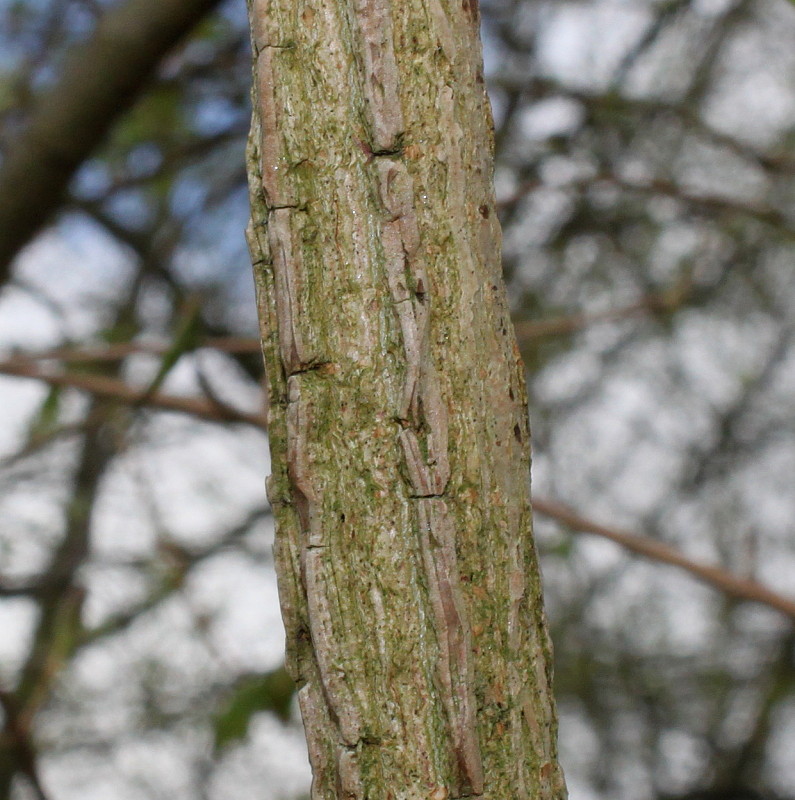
[213, 667, 295, 752]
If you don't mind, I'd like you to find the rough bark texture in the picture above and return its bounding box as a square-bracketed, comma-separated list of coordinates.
[245, 1, 567, 798]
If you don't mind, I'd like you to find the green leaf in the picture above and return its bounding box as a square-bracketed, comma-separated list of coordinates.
[28, 386, 61, 442]
[109, 85, 185, 156]
[213, 666, 296, 752]
[100, 318, 139, 346]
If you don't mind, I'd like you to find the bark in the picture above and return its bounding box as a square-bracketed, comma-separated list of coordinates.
[246, 1, 567, 797]
[0, 0, 222, 282]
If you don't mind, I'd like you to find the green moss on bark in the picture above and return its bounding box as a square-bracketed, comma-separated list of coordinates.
[247, 1, 568, 797]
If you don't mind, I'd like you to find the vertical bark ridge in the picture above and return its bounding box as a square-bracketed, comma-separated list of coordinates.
[246, 1, 567, 798]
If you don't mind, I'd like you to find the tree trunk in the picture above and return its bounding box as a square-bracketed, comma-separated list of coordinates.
[245, 1, 567, 797]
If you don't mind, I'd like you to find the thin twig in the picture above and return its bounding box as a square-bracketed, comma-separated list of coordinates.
[512, 287, 688, 341]
[0, 360, 267, 428]
[498, 172, 795, 239]
[3, 336, 261, 365]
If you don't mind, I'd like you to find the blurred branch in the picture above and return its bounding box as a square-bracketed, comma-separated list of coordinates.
[0, 390, 117, 795]
[492, 74, 795, 175]
[83, 505, 272, 644]
[0, 0, 223, 283]
[2, 289, 144, 794]
[89, 126, 248, 197]
[12, 337, 262, 364]
[0, 358, 267, 428]
[681, 0, 755, 105]
[715, 631, 795, 788]
[0, 690, 51, 800]
[606, 174, 794, 233]
[0, 584, 40, 599]
[513, 284, 692, 340]
[0, 421, 88, 473]
[610, 0, 691, 89]
[638, 324, 795, 549]
[498, 172, 795, 240]
[532, 497, 795, 622]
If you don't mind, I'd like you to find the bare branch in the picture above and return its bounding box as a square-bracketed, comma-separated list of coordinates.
[0, 359, 267, 428]
[0, 690, 53, 800]
[532, 497, 795, 622]
[513, 285, 692, 341]
[498, 172, 795, 239]
[9, 336, 262, 365]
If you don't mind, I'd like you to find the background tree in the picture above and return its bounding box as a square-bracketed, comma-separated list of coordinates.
[1, 1, 795, 799]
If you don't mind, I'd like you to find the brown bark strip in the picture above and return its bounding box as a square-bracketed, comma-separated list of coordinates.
[286, 377, 324, 547]
[337, 747, 365, 800]
[354, 0, 405, 151]
[298, 682, 338, 798]
[270, 211, 311, 373]
[418, 499, 483, 796]
[254, 47, 297, 209]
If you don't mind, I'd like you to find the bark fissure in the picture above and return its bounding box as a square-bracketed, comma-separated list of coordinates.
[376, 148, 482, 791]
